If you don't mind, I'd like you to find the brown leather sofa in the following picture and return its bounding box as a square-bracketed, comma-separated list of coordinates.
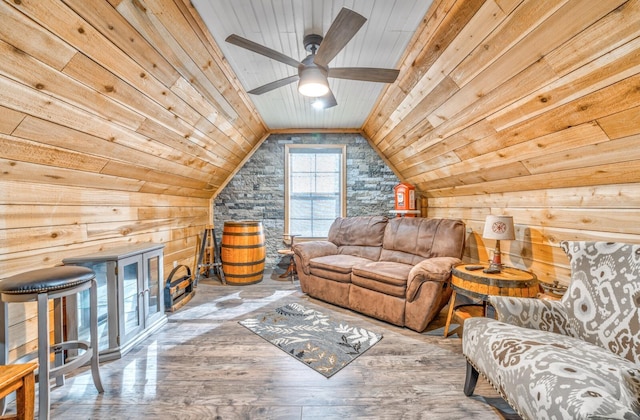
[292, 216, 466, 332]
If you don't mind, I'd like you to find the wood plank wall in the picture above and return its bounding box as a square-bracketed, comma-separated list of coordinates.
[0, 0, 267, 359]
[364, 0, 640, 285]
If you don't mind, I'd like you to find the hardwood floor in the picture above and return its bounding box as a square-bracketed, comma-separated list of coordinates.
[38, 273, 516, 419]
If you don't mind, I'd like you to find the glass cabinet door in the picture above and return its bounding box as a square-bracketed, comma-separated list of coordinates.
[144, 249, 164, 323]
[118, 255, 144, 345]
[74, 261, 111, 352]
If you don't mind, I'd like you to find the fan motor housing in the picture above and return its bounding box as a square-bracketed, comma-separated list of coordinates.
[299, 54, 328, 78]
[303, 34, 323, 54]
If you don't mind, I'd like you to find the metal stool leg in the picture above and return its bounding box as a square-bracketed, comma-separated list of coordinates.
[37, 293, 50, 420]
[89, 279, 103, 393]
[0, 302, 7, 415]
[53, 297, 65, 387]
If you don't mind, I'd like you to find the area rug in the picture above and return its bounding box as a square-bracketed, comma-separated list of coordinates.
[239, 303, 383, 378]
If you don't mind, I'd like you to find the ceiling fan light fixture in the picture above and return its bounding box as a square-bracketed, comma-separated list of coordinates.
[312, 98, 326, 110]
[298, 67, 329, 97]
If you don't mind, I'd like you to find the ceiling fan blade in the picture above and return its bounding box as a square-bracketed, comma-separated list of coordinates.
[248, 75, 299, 95]
[329, 67, 400, 83]
[226, 34, 300, 68]
[314, 8, 367, 67]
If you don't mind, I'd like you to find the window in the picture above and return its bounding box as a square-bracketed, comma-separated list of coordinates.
[285, 144, 346, 238]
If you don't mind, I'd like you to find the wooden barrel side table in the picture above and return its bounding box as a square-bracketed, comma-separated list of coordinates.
[443, 263, 538, 337]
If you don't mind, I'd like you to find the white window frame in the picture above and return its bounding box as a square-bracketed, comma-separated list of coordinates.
[284, 144, 347, 240]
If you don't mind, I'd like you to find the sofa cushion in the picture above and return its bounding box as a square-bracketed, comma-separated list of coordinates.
[338, 245, 384, 261]
[560, 241, 640, 365]
[352, 261, 412, 298]
[309, 267, 352, 283]
[328, 216, 388, 247]
[380, 217, 465, 263]
[309, 254, 373, 282]
[310, 254, 373, 273]
[464, 317, 640, 420]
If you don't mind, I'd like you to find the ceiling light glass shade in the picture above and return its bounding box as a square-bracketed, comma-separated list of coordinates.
[298, 67, 329, 97]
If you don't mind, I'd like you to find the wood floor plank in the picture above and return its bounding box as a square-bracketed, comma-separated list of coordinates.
[28, 273, 516, 419]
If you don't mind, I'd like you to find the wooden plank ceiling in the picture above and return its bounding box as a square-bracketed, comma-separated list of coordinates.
[192, 0, 433, 129]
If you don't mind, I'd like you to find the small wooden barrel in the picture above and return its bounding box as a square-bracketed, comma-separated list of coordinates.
[221, 221, 265, 285]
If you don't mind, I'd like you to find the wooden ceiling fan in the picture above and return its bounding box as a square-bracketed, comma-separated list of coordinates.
[225, 7, 400, 109]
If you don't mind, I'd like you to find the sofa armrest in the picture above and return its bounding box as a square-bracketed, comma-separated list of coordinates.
[489, 296, 572, 335]
[292, 241, 338, 275]
[406, 257, 461, 302]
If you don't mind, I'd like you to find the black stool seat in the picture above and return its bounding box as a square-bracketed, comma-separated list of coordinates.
[0, 266, 94, 294]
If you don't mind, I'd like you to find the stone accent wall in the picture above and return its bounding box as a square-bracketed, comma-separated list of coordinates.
[213, 133, 400, 266]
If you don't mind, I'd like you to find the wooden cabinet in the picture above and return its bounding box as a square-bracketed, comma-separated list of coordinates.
[63, 244, 167, 361]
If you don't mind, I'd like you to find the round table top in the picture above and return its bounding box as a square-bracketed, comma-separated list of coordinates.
[451, 263, 538, 300]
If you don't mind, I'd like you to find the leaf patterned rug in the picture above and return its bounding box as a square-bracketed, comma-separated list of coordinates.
[239, 303, 383, 378]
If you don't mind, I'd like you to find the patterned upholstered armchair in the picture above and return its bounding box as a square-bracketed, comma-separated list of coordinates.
[462, 241, 640, 419]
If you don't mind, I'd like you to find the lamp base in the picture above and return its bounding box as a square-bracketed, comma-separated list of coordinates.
[483, 263, 502, 274]
[484, 240, 504, 273]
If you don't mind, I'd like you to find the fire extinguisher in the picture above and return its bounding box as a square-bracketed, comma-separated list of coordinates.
[394, 182, 416, 217]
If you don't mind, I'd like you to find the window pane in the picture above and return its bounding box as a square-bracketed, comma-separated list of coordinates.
[290, 198, 312, 219]
[316, 155, 339, 171]
[313, 197, 339, 217]
[312, 218, 335, 237]
[290, 218, 312, 237]
[291, 155, 314, 172]
[316, 173, 339, 192]
[291, 174, 313, 193]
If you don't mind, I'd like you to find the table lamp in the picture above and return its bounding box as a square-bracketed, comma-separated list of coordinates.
[482, 215, 515, 273]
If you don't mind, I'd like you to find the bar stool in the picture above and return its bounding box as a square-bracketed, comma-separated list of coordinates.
[0, 266, 104, 419]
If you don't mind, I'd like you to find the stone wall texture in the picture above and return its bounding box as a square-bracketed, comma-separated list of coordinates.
[213, 133, 400, 267]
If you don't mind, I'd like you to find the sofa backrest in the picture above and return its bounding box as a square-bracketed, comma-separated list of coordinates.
[328, 216, 388, 260]
[380, 217, 466, 265]
[560, 241, 640, 365]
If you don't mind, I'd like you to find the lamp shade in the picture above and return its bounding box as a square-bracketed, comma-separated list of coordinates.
[482, 215, 515, 240]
